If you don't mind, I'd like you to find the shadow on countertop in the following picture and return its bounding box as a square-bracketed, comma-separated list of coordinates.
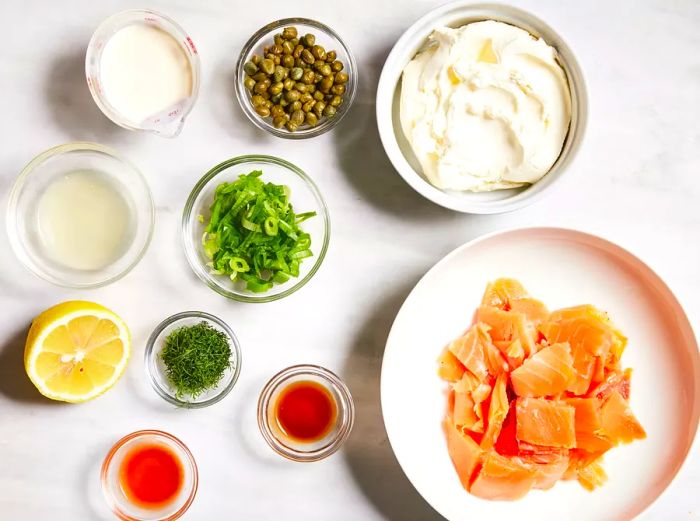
[341, 280, 445, 521]
[0, 326, 55, 404]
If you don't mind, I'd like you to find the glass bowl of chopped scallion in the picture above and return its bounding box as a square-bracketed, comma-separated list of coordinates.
[145, 311, 242, 408]
[182, 155, 330, 302]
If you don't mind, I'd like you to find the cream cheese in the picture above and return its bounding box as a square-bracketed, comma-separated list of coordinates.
[400, 21, 572, 192]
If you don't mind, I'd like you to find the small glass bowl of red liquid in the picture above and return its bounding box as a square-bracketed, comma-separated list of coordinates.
[257, 364, 355, 462]
[101, 430, 198, 521]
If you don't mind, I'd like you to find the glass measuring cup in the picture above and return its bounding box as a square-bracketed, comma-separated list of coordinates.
[85, 9, 201, 138]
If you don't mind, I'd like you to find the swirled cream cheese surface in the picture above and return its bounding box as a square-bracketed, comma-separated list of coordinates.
[400, 21, 571, 192]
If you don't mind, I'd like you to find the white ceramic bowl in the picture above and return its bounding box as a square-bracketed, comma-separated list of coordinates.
[376, 2, 588, 213]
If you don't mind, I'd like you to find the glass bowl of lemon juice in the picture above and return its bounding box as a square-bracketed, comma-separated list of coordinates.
[7, 142, 154, 288]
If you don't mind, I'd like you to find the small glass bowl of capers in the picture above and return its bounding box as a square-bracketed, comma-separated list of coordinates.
[236, 18, 357, 139]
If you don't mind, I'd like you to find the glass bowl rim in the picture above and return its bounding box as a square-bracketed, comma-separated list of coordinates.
[5, 141, 155, 288]
[181, 154, 331, 303]
[234, 17, 358, 139]
[85, 8, 202, 135]
[257, 364, 355, 462]
[100, 429, 198, 521]
[144, 311, 243, 408]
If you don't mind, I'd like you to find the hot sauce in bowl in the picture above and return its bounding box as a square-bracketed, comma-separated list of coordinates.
[259, 364, 355, 462]
[119, 443, 184, 508]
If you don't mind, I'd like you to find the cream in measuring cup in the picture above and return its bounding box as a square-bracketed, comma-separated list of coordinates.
[86, 10, 200, 138]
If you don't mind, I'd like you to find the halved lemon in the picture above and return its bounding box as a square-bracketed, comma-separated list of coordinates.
[24, 301, 131, 403]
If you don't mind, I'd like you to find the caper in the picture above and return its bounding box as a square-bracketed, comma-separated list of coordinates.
[290, 37, 299, 47]
[271, 105, 286, 118]
[283, 78, 295, 91]
[331, 84, 345, 96]
[314, 72, 323, 83]
[251, 54, 262, 65]
[293, 44, 304, 58]
[302, 99, 315, 112]
[285, 120, 299, 132]
[255, 105, 271, 117]
[319, 77, 333, 93]
[311, 45, 326, 60]
[296, 83, 309, 94]
[282, 40, 295, 55]
[295, 57, 305, 68]
[285, 89, 301, 102]
[300, 92, 313, 104]
[253, 71, 267, 82]
[302, 70, 315, 84]
[253, 80, 270, 94]
[260, 59, 275, 75]
[271, 44, 284, 55]
[289, 100, 302, 113]
[305, 112, 318, 126]
[323, 105, 337, 118]
[290, 109, 305, 126]
[243, 61, 258, 76]
[282, 55, 295, 68]
[265, 53, 276, 62]
[272, 116, 288, 128]
[312, 61, 324, 72]
[273, 66, 288, 83]
[274, 34, 284, 46]
[313, 101, 326, 118]
[330, 95, 343, 107]
[319, 64, 332, 77]
[302, 33, 315, 47]
[335, 71, 349, 84]
[332, 60, 344, 72]
[270, 92, 283, 104]
[290, 67, 304, 81]
[282, 27, 298, 39]
[313, 91, 324, 101]
[263, 99, 273, 108]
[279, 98, 289, 108]
[274, 56, 281, 65]
[251, 94, 265, 107]
[269, 82, 284, 96]
[263, 46, 270, 55]
[301, 49, 315, 64]
[244, 76, 256, 91]
[326, 51, 337, 62]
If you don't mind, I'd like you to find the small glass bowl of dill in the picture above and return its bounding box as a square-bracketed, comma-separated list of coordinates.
[145, 311, 242, 408]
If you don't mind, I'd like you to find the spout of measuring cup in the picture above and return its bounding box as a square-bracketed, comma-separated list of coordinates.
[152, 117, 186, 139]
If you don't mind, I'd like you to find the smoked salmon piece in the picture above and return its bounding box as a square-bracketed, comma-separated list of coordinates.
[510, 343, 575, 397]
[439, 279, 645, 500]
[516, 398, 576, 449]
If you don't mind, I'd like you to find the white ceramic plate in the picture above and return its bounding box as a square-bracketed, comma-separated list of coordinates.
[381, 227, 699, 521]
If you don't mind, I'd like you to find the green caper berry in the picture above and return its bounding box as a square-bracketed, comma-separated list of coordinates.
[260, 59, 275, 75]
[302, 33, 315, 47]
[285, 120, 299, 132]
[302, 70, 315, 84]
[282, 55, 295, 68]
[269, 82, 284, 96]
[253, 71, 267, 82]
[251, 94, 265, 107]
[282, 27, 298, 39]
[263, 99, 273, 108]
[326, 51, 337, 62]
[274, 55, 281, 65]
[335, 71, 349, 84]
[291, 109, 305, 126]
[243, 61, 258, 76]
[330, 95, 343, 107]
[265, 53, 276, 62]
[296, 83, 309, 94]
[271, 92, 283, 104]
[290, 67, 304, 81]
[320, 64, 332, 77]
[251, 54, 262, 65]
[312, 61, 324, 72]
[293, 45, 304, 58]
[271, 105, 286, 118]
[244, 76, 256, 91]
[311, 45, 326, 60]
[272, 116, 288, 128]
[305, 112, 318, 126]
[279, 98, 289, 107]
[295, 57, 305, 68]
[253, 80, 270, 94]
[282, 40, 295, 55]
[271, 44, 284, 55]
[263, 46, 270, 55]
[331, 84, 346, 96]
[313, 91, 324, 101]
[290, 37, 299, 47]
[274, 34, 284, 46]
[255, 105, 271, 117]
[283, 78, 295, 90]
[314, 72, 323, 83]
[323, 105, 337, 118]
[273, 66, 288, 83]
[289, 100, 302, 113]
[332, 60, 344, 72]
[301, 49, 315, 64]
[313, 101, 326, 118]
[300, 92, 313, 104]
[302, 99, 315, 112]
[319, 77, 333, 93]
[285, 89, 301, 102]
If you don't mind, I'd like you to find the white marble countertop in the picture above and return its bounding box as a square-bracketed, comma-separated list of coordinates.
[0, 0, 698, 519]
